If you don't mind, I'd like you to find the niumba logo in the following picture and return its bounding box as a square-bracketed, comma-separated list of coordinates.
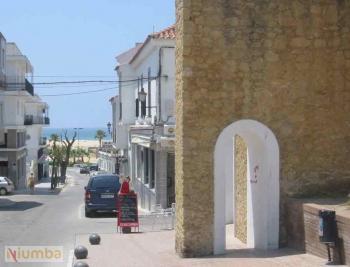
[5, 246, 63, 263]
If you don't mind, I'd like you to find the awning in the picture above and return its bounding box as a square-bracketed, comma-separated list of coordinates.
[131, 135, 153, 148]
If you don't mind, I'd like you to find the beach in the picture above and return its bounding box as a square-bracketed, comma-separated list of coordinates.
[72, 140, 100, 149]
[48, 139, 101, 164]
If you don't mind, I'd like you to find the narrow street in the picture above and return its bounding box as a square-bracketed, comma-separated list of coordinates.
[0, 168, 118, 267]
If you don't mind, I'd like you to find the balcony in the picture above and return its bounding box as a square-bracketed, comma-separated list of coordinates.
[24, 115, 50, 125]
[24, 115, 33, 125]
[25, 79, 34, 96]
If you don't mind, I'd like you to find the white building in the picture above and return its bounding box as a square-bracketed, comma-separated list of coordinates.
[0, 33, 6, 145]
[0, 38, 49, 189]
[113, 43, 143, 175]
[98, 96, 119, 174]
[112, 25, 176, 210]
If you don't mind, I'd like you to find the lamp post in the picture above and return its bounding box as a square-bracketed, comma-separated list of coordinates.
[138, 87, 147, 102]
[74, 128, 83, 148]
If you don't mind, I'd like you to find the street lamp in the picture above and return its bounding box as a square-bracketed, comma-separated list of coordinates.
[107, 122, 111, 134]
[73, 128, 83, 148]
[138, 87, 147, 102]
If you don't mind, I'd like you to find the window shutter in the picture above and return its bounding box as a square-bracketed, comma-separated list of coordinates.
[141, 101, 146, 117]
[136, 99, 139, 117]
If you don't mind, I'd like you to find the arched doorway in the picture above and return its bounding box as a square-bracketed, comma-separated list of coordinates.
[213, 119, 279, 254]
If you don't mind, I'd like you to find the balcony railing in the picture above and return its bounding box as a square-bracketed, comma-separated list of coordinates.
[24, 115, 33, 125]
[45, 117, 50, 125]
[24, 115, 50, 125]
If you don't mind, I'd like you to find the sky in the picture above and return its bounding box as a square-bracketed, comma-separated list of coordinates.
[0, 0, 175, 128]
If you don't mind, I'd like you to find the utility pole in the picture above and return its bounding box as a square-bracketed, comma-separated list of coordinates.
[73, 128, 83, 148]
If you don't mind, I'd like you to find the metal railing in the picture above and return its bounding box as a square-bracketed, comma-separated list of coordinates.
[24, 115, 50, 125]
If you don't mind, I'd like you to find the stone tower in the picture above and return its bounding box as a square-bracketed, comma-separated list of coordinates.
[175, 0, 350, 257]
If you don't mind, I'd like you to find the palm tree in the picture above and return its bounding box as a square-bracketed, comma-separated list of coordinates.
[50, 134, 60, 148]
[95, 130, 106, 148]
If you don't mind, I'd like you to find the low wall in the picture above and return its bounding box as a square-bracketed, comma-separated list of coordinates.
[286, 199, 350, 265]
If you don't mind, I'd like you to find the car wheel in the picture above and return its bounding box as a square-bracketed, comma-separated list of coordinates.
[0, 188, 7, 196]
[85, 208, 94, 218]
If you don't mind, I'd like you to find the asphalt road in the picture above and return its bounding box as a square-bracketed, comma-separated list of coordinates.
[0, 168, 118, 267]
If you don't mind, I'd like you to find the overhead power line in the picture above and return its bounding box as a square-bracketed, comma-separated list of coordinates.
[6, 76, 160, 86]
[40, 86, 117, 96]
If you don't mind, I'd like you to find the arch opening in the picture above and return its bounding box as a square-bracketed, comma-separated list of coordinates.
[214, 119, 280, 254]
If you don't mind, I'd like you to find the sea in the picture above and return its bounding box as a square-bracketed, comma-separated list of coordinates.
[43, 127, 112, 141]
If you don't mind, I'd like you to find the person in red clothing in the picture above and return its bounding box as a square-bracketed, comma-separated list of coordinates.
[119, 176, 130, 194]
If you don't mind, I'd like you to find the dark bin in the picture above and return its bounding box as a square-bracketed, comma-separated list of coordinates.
[318, 210, 336, 243]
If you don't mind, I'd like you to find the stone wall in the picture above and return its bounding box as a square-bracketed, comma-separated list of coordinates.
[234, 135, 247, 243]
[175, 0, 350, 256]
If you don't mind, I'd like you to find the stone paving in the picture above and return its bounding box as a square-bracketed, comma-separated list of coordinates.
[73, 229, 341, 267]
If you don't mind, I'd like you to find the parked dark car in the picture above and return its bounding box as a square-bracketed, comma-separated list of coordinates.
[84, 174, 120, 217]
[89, 165, 98, 172]
[80, 166, 90, 174]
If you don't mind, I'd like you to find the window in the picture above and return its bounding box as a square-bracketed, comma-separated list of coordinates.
[135, 99, 139, 117]
[144, 148, 149, 184]
[119, 102, 122, 121]
[91, 176, 120, 189]
[147, 67, 151, 117]
[141, 100, 146, 118]
[150, 150, 155, 189]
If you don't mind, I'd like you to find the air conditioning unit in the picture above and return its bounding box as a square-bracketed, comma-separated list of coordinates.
[164, 125, 175, 136]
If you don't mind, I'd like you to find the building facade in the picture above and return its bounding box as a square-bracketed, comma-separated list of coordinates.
[108, 26, 176, 211]
[0, 38, 49, 189]
[128, 26, 176, 210]
[97, 96, 119, 174]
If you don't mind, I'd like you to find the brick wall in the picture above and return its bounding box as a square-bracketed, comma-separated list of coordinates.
[286, 199, 350, 265]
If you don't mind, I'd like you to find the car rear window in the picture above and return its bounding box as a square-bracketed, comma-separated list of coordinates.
[90, 176, 119, 189]
[4, 178, 12, 184]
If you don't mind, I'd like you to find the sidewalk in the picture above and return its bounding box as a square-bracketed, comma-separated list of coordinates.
[73, 231, 335, 267]
[13, 176, 69, 195]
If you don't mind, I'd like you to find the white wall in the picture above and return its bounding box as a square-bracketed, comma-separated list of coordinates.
[6, 43, 33, 91]
[131, 39, 175, 124]
[159, 46, 175, 122]
[116, 65, 136, 150]
[26, 125, 42, 162]
[3, 95, 26, 126]
[214, 119, 280, 254]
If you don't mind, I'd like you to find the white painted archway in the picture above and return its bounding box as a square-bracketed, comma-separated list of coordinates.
[213, 119, 279, 254]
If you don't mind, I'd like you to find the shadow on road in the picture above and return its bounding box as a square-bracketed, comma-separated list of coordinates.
[0, 201, 43, 211]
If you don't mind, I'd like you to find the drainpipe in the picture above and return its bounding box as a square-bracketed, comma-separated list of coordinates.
[157, 46, 175, 124]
